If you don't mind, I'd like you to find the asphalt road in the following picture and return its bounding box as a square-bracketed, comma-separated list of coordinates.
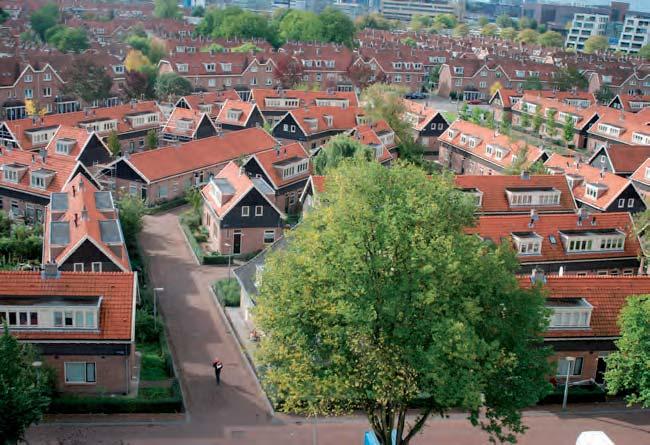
[27, 210, 650, 444]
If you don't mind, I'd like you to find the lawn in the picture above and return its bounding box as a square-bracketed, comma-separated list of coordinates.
[138, 342, 169, 381]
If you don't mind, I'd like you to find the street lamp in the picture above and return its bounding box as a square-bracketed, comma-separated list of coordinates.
[153, 287, 164, 320]
[224, 242, 232, 280]
[562, 356, 576, 411]
[32, 360, 42, 385]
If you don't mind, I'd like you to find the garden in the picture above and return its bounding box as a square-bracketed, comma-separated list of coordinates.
[0, 213, 42, 270]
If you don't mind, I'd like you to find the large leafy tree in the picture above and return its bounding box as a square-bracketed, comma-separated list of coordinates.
[153, 0, 180, 19]
[361, 83, 409, 139]
[517, 29, 539, 44]
[279, 9, 323, 43]
[347, 62, 385, 90]
[537, 31, 564, 48]
[155, 72, 192, 101]
[273, 54, 304, 89]
[0, 325, 51, 444]
[553, 67, 588, 91]
[45, 26, 89, 53]
[605, 295, 650, 407]
[313, 135, 373, 174]
[30, 3, 59, 40]
[255, 160, 552, 445]
[584, 35, 609, 54]
[639, 44, 650, 60]
[355, 13, 395, 31]
[595, 85, 614, 104]
[318, 7, 354, 47]
[63, 59, 113, 104]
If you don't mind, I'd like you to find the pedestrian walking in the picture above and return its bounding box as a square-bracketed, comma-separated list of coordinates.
[212, 358, 223, 385]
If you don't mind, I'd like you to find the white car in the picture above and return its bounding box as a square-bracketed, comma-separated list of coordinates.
[576, 431, 615, 445]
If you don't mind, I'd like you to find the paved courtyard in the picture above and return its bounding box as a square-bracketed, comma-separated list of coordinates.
[27, 210, 650, 444]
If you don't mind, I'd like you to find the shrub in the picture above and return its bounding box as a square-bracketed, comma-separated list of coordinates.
[203, 253, 230, 265]
[539, 383, 606, 404]
[135, 308, 160, 343]
[214, 278, 241, 307]
[146, 196, 188, 214]
[48, 393, 183, 414]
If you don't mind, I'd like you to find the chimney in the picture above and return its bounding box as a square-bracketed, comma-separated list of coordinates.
[577, 207, 588, 225]
[520, 170, 530, 180]
[72, 185, 76, 197]
[528, 209, 539, 227]
[39, 147, 47, 163]
[530, 268, 546, 284]
[41, 262, 60, 280]
[74, 213, 79, 227]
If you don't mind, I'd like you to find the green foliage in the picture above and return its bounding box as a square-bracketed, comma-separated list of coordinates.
[200, 43, 226, 53]
[231, 42, 262, 53]
[214, 278, 241, 307]
[0, 8, 9, 24]
[605, 296, 650, 407]
[639, 44, 650, 60]
[520, 112, 530, 129]
[135, 309, 161, 344]
[537, 31, 564, 48]
[499, 114, 511, 135]
[30, 3, 59, 40]
[48, 385, 182, 414]
[533, 108, 543, 132]
[553, 67, 588, 91]
[481, 23, 498, 37]
[355, 13, 395, 31]
[470, 106, 483, 124]
[500, 27, 517, 41]
[318, 6, 355, 47]
[63, 59, 113, 103]
[519, 16, 537, 30]
[563, 114, 575, 144]
[361, 83, 409, 137]
[155, 72, 193, 101]
[185, 188, 203, 218]
[279, 9, 323, 42]
[118, 194, 145, 248]
[145, 129, 158, 150]
[523, 76, 542, 90]
[485, 111, 495, 129]
[45, 26, 89, 53]
[478, 16, 489, 27]
[496, 14, 514, 29]
[126, 35, 166, 65]
[107, 131, 121, 156]
[138, 342, 170, 381]
[584, 35, 609, 54]
[0, 325, 51, 443]
[313, 135, 373, 174]
[433, 13, 457, 29]
[545, 109, 557, 138]
[517, 28, 539, 44]
[0, 219, 42, 268]
[191, 6, 205, 17]
[198, 6, 276, 43]
[255, 161, 552, 444]
[154, 0, 181, 19]
[452, 23, 470, 38]
[595, 85, 614, 104]
[458, 102, 469, 120]
[402, 37, 416, 48]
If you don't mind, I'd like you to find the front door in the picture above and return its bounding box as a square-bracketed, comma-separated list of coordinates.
[595, 357, 607, 384]
[233, 232, 242, 255]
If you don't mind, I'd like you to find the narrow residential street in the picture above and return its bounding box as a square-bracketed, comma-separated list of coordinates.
[27, 210, 650, 445]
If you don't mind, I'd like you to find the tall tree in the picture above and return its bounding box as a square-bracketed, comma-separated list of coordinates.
[117, 194, 145, 247]
[553, 67, 588, 91]
[106, 131, 121, 156]
[145, 129, 158, 150]
[605, 295, 650, 407]
[313, 135, 373, 174]
[347, 62, 385, 90]
[638, 44, 650, 60]
[45, 26, 89, 53]
[545, 109, 558, 138]
[279, 9, 323, 43]
[533, 107, 543, 132]
[273, 54, 305, 89]
[355, 13, 395, 31]
[318, 7, 355, 47]
[595, 85, 614, 104]
[524, 77, 542, 90]
[537, 31, 564, 48]
[153, 0, 180, 19]
[499, 27, 517, 41]
[496, 14, 514, 29]
[122, 69, 154, 100]
[0, 325, 51, 444]
[361, 83, 409, 138]
[155, 72, 192, 101]
[452, 23, 470, 38]
[63, 59, 113, 104]
[517, 29, 539, 44]
[124, 50, 151, 72]
[563, 114, 575, 145]
[30, 3, 59, 40]
[481, 24, 498, 37]
[255, 161, 552, 445]
[584, 35, 609, 54]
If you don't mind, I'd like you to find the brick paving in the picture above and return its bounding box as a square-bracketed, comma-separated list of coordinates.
[27, 209, 650, 444]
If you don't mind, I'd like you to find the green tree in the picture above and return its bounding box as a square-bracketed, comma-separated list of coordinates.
[361, 84, 409, 140]
[185, 187, 203, 217]
[231, 42, 262, 53]
[563, 114, 575, 145]
[279, 9, 323, 43]
[318, 6, 355, 47]
[107, 131, 121, 156]
[410, 14, 432, 31]
[496, 14, 514, 29]
[255, 160, 552, 445]
[355, 13, 395, 31]
[154, 0, 180, 19]
[470, 106, 483, 125]
[478, 16, 489, 27]
[63, 59, 113, 104]
[537, 31, 564, 48]
[595, 85, 614, 104]
[458, 102, 469, 120]
[524, 76, 542, 90]
[533, 108, 543, 132]
[30, 3, 59, 40]
[639, 44, 650, 60]
[313, 135, 373, 174]
[45, 26, 89, 53]
[402, 37, 416, 48]
[452, 23, 470, 38]
[499, 113, 511, 135]
[605, 296, 650, 407]
[191, 6, 205, 17]
[155, 72, 193, 101]
[200, 43, 226, 53]
[519, 16, 536, 30]
[584, 35, 609, 54]
[145, 129, 158, 150]
[500, 27, 517, 41]
[481, 23, 498, 37]
[117, 194, 145, 247]
[520, 111, 530, 129]
[554, 67, 588, 91]
[485, 111, 495, 129]
[0, 325, 51, 444]
[517, 29, 539, 44]
[545, 109, 557, 138]
[433, 13, 457, 29]
[0, 7, 9, 24]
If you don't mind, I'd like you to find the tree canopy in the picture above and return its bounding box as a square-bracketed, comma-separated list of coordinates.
[517, 29, 539, 44]
[0, 325, 51, 444]
[537, 31, 564, 48]
[255, 160, 552, 445]
[62, 58, 113, 103]
[553, 67, 588, 91]
[481, 24, 498, 37]
[605, 295, 650, 408]
[639, 44, 650, 60]
[313, 135, 373, 174]
[30, 3, 59, 40]
[153, 0, 181, 19]
[584, 35, 609, 54]
[355, 13, 396, 31]
[155, 72, 193, 101]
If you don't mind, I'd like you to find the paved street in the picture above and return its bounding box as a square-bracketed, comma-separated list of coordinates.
[27, 210, 650, 444]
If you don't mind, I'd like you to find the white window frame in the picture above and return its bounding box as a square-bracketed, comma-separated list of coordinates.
[73, 263, 84, 272]
[91, 262, 102, 272]
[263, 230, 275, 244]
[241, 206, 250, 217]
[64, 362, 96, 384]
[255, 205, 263, 216]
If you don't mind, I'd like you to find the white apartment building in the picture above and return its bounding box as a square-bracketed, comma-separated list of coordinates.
[565, 13, 609, 52]
[380, 0, 459, 22]
[617, 13, 650, 54]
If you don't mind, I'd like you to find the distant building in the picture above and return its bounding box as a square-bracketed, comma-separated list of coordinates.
[617, 11, 650, 53]
[379, 0, 460, 22]
[565, 13, 609, 52]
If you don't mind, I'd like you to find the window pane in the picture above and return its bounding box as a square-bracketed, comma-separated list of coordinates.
[54, 312, 63, 326]
[86, 311, 94, 328]
[30, 312, 38, 325]
[19, 312, 27, 325]
[573, 358, 583, 375]
[65, 363, 86, 383]
[86, 363, 96, 383]
[75, 311, 84, 327]
[0, 312, 5, 323]
[64, 311, 73, 326]
[8, 312, 16, 325]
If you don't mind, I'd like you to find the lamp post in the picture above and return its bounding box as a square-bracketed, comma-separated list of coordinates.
[562, 356, 575, 411]
[153, 287, 164, 320]
[32, 360, 42, 385]
[224, 242, 232, 280]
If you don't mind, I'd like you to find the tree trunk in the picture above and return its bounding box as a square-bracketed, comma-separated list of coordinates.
[368, 405, 432, 445]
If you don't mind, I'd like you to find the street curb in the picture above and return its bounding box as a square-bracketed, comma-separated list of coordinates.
[208, 285, 276, 419]
[177, 219, 201, 266]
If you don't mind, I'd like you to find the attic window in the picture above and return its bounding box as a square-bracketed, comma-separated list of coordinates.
[512, 232, 542, 255]
[177, 118, 194, 131]
[585, 183, 607, 200]
[304, 118, 318, 131]
[324, 115, 333, 127]
[176, 63, 189, 72]
[55, 138, 76, 155]
[30, 169, 54, 189]
[547, 298, 592, 329]
[226, 109, 243, 121]
[205, 63, 216, 72]
[453, 67, 464, 75]
[220, 63, 232, 72]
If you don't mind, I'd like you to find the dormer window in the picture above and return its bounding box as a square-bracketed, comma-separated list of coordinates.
[176, 63, 189, 72]
[176, 118, 194, 131]
[226, 109, 243, 121]
[547, 298, 592, 329]
[462, 188, 482, 206]
[632, 132, 650, 145]
[277, 158, 309, 179]
[596, 123, 622, 137]
[205, 63, 216, 72]
[220, 63, 232, 72]
[304, 118, 318, 131]
[512, 232, 542, 255]
[561, 229, 625, 253]
[645, 166, 650, 180]
[30, 168, 54, 189]
[585, 182, 607, 200]
[324, 115, 333, 127]
[453, 67, 464, 75]
[55, 138, 76, 155]
[127, 112, 159, 128]
[506, 188, 561, 206]
[515, 70, 525, 78]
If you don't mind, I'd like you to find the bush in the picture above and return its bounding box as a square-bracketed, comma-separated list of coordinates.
[48, 386, 183, 414]
[135, 309, 161, 343]
[203, 253, 230, 265]
[213, 278, 241, 307]
[138, 342, 170, 381]
[539, 383, 606, 404]
[146, 196, 188, 214]
[180, 220, 204, 262]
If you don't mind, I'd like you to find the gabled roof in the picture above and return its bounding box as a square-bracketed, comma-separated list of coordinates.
[347, 120, 396, 164]
[545, 153, 641, 211]
[588, 144, 650, 175]
[491, 89, 596, 110]
[454, 175, 577, 214]
[0, 271, 136, 341]
[511, 94, 599, 130]
[402, 99, 447, 131]
[246, 143, 310, 189]
[122, 128, 278, 183]
[201, 161, 283, 220]
[519, 275, 650, 338]
[250, 88, 358, 112]
[467, 212, 640, 265]
[43, 173, 130, 272]
[175, 90, 241, 119]
[215, 99, 261, 127]
[439, 120, 544, 171]
[44, 125, 111, 161]
[281, 106, 365, 136]
[630, 158, 650, 187]
[608, 94, 650, 113]
[586, 106, 650, 145]
[162, 107, 214, 138]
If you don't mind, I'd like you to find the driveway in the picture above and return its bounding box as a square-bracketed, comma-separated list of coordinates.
[26, 210, 650, 444]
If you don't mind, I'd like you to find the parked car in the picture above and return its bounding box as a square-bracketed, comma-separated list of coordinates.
[467, 99, 482, 105]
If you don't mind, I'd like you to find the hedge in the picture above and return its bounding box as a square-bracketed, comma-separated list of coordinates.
[145, 196, 188, 215]
[48, 393, 183, 414]
[539, 384, 606, 404]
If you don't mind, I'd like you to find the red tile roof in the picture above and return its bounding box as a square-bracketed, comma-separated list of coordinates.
[347, 120, 396, 163]
[493, 89, 595, 109]
[286, 106, 365, 136]
[251, 88, 358, 112]
[467, 212, 640, 264]
[162, 107, 211, 138]
[44, 125, 110, 161]
[590, 144, 650, 175]
[454, 175, 576, 214]
[609, 94, 650, 112]
[403, 99, 446, 131]
[125, 127, 278, 182]
[248, 143, 310, 189]
[1, 271, 135, 341]
[518, 275, 650, 338]
[177, 90, 241, 119]
[630, 158, 650, 187]
[215, 99, 261, 127]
